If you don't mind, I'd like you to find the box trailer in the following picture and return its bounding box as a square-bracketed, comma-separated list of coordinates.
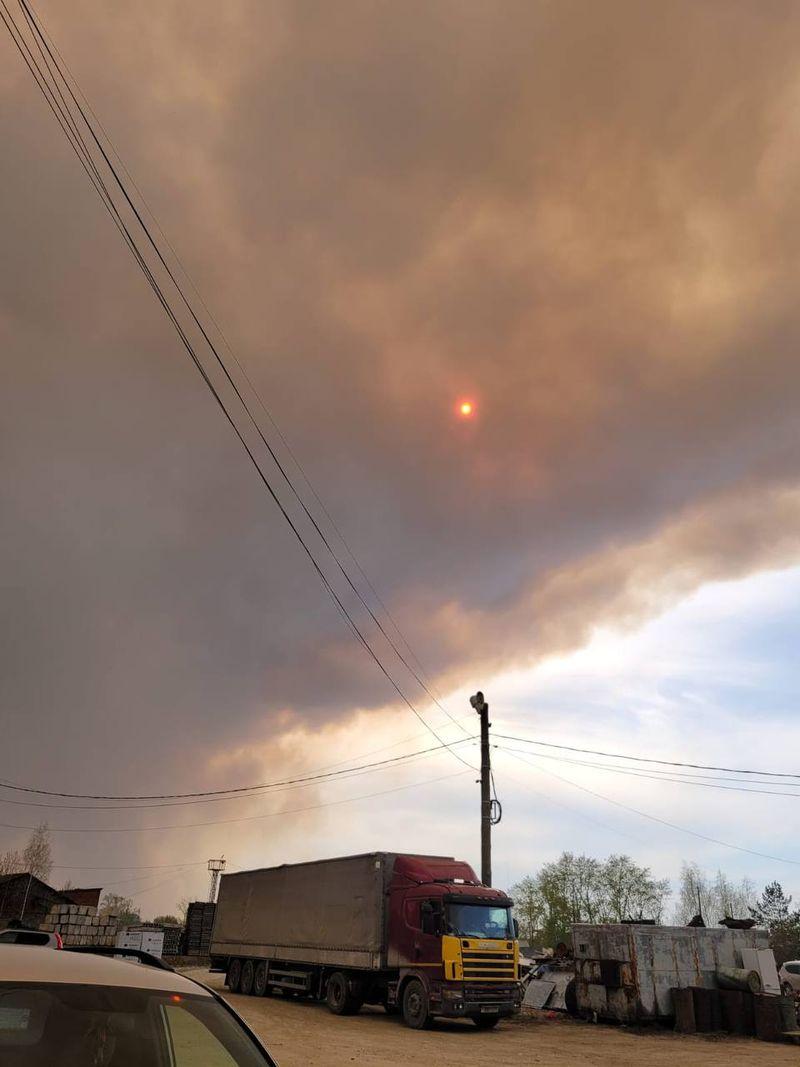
[210, 852, 522, 1029]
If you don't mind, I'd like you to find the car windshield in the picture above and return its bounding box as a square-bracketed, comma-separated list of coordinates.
[0, 983, 273, 1067]
[446, 903, 513, 939]
[0, 932, 50, 946]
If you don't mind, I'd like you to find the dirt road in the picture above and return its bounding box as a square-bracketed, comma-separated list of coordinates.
[186, 969, 798, 1066]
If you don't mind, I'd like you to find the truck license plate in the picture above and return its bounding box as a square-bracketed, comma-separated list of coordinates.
[480, 1006, 499, 1013]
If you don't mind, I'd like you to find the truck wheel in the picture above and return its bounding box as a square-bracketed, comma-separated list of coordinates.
[254, 961, 271, 997]
[227, 958, 242, 993]
[471, 1014, 501, 1029]
[326, 971, 361, 1015]
[240, 960, 255, 995]
[402, 979, 431, 1029]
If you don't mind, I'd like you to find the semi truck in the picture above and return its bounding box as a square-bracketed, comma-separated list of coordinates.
[209, 852, 522, 1029]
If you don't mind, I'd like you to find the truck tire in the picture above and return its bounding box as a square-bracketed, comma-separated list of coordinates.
[240, 959, 255, 996]
[471, 1014, 501, 1029]
[402, 979, 432, 1029]
[254, 961, 271, 997]
[227, 958, 242, 993]
[325, 971, 362, 1016]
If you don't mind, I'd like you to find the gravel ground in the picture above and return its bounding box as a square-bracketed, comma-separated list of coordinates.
[184, 968, 800, 1066]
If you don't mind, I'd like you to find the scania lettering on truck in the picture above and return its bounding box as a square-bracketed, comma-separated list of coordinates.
[209, 852, 522, 1029]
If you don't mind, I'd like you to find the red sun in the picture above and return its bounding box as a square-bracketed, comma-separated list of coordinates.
[458, 400, 475, 418]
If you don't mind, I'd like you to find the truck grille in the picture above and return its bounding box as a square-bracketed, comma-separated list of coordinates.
[462, 950, 516, 982]
[463, 983, 519, 1002]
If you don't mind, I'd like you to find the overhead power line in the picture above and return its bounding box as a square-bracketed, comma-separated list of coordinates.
[497, 745, 800, 799]
[32, 20, 472, 749]
[1, 0, 474, 770]
[51, 861, 209, 871]
[126, 870, 192, 901]
[498, 747, 800, 868]
[494, 732, 800, 780]
[0, 737, 475, 805]
[0, 769, 470, 835]
[93, 865, 200, 892]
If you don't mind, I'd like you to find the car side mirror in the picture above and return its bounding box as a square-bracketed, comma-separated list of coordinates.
[513, 919, 520, 939]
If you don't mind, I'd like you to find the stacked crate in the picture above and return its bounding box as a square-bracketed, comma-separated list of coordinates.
[161, 923, 182, 956]
[40, 903, 119, 946]
[184, 901, 216, 956]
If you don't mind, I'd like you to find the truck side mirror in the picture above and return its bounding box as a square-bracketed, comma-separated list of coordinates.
[513, 919, 520, 939]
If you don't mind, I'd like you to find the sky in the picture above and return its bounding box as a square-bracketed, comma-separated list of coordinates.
[1, 0, 800, 919]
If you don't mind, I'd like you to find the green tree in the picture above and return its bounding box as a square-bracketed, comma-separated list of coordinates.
[508, 875, 546, 946]
[602, 855, 669, 923]
[152, 914, 181, 926]
[749, 882, 800, 967]
[100, 892, 141, 927]
[750, 882, 792, 927]
[512, 852, 669, 948]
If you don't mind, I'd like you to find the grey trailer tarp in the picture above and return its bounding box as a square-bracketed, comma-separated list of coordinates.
[210, 853, 392, 970]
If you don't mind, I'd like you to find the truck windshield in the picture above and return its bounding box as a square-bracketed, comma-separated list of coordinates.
[446, 904, 512, 939]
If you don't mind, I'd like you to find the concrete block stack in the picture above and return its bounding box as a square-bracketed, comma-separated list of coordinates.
[40, 903, 119, 946]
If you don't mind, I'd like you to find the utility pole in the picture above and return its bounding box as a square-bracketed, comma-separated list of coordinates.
[19, 872, 33, 923]
[470, 691, 492, 886]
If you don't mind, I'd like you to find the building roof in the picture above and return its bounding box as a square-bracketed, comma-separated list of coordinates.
[61, 887, 102, 908]
[0, 876, 101, 909]
[0, 944, 212, 994]
[0, 872, 62, 893]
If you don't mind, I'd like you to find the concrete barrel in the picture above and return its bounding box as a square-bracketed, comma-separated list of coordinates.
[717, 967, 762, 994]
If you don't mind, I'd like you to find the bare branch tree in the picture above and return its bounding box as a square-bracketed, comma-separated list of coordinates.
[0, 849, 24, 877]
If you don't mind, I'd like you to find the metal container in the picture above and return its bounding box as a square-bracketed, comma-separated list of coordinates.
[572, 923, 770, 1022]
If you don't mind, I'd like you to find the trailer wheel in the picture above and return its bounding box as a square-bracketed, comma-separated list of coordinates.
[227, 958, 242, 993]
[325, 971, 362, 1016]
[471, 1014, 501, 1029]
[254, 961, 271, 997]
[402, 979, 431, 1029]
[240, 959, 255, 995]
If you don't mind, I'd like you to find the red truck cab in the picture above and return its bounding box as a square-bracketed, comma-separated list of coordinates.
[386, 855, 520, 1027]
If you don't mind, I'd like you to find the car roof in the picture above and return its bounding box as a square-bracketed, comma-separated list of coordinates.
[0, 944, 211, 995]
